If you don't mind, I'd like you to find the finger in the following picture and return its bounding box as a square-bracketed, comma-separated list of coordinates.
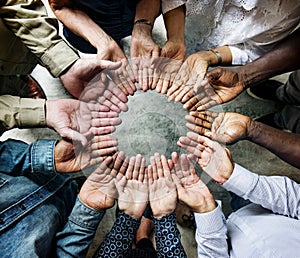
[112, 151, 126, 177]
[98, 96, 120, 113]
[150, 156, 158, 180]
[103, 90, 128, 112]
[119, 156, 130, 176]
[91, 117, 122, 127]
[138, 157, 146, 182]
[91, 111, 119, 118]
[91, 146, 118, 158]
[154, 153, 163, 178]
[180, 154, 190, 178]
[185, 114, 212, 128]
[171, 152, 179, 164]
[59, 128, 87, 146]
[161, 74, 170, 95]
[91, 137, 118, 150]
[126, 156, 136, 179]
[186, 123, 211, 136]
[161, 155, 171, 180]
[95, 156, 113, 174]
[90, 126, 116, 135]
[147, 165, 153, 185]
[133, 154, 142, 180]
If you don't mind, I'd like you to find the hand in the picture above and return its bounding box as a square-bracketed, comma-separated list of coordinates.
[177, 132, 234, 184]
[130, 24, 161, 91]
[149, 153, 177, 218]
[78, 157, 116, 211]
[152, 40, 186, 94]
[185, 111, 252, 145]
[60, 58, 121, 99]
[46, 99, 122, 145]
[167, 50, 210, 102]
[172, 153, 216, 213]
[54, 134, 118, 173]
[116, 154, 148, 219]
[183, 67, 246, 111]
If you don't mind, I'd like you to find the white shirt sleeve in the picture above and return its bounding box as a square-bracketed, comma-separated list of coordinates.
[161, 0, 186, 14]
[223, 163, 300, 219]
[194, 204, 229, 257]
[228, 45, 251, 65]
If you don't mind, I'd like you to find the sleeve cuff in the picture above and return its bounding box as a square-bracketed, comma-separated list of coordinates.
[68, 197, 106, 230]
[18, 98, 46, 128]
[194, 204, 225, 234]
[228, 45, 251, 65]
[30, 139, 57, 176]
[40, 40, 79, 77]
[222, 163, 259, 198]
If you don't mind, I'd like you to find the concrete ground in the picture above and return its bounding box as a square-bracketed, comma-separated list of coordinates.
[1, 14, 299, 258]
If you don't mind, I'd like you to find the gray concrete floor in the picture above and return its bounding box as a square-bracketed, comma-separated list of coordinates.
[1, 14, 300, 258]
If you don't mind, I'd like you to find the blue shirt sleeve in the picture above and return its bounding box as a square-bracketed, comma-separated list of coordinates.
[0, 139, 57, 177]
[56, 197, 106, 258]
[153, 212, 187, 258]
[93, 210, 141, 258]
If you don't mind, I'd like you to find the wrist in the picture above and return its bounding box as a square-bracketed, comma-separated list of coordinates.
[193, 199, 217, 214]
[247, 119, 261, 141]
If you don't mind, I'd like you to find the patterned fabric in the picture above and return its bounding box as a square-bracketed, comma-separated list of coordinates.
[153, 212, 187, 258]
[93, 211, 140, 258]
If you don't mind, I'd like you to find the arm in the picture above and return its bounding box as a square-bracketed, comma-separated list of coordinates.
[178, 133, 300, 218]
[185, 110, 300, 169]
[95, 154, 148, 257]
[0, 95, 46, 132]
[171, 153, 228, 257]
[56, 156, 116, 257]
[149, 154, 187, 257]
[223, 163, 300, 219]
[1, 0, 79, 77]
[49, 0, 125, 61]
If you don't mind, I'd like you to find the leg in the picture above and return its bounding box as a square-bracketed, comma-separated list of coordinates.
[277, 70, 300, 105]
[274, 105, 300, 133]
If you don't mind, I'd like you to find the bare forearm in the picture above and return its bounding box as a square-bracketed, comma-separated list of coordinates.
[52, 7, 111, 51]
[248, 120, 300, 169]
[135, 0, 160, 24]
[163, 5, 185, 42]
[238, 28, 300, 88]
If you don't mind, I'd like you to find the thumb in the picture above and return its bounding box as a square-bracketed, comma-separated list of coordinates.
[59, 128, 87, 147]
[98, 60, 122, 71]
[205, 68, 223, 82]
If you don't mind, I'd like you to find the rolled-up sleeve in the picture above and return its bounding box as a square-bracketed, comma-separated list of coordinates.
[0, 0, 79, 77]
[0, 95, 46, 131]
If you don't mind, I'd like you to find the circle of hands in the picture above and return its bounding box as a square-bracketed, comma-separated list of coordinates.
[53, 51, 250, 214]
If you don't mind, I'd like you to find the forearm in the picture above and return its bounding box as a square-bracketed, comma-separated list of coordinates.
[194, 205, 228, 258]
[94, 211, 140, 257]
[163, 5, 185, 43]
[52, 7, 112, 51]
[154, 212, 187, 258]
[247, 120, 300, 169]
[1, 0, 79, 77]
[0, 95, 46, 131]
[135, 0, 160, 25]
[238, 28, 300, 88]
[56, 197, 106, 258]
[223, 164, 300, 219]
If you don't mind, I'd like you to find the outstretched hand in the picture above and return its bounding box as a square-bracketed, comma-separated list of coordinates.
[185, 110, 252, 145]
[78, 156, 117, 211]
[149, 153, 177, 218]
[171, 153, 216, 213]
[116, 154, 148, 219]
[177, 132, 234, 184]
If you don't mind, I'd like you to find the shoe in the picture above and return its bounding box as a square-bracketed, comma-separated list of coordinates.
[175, 202, 195, 229]
[247, 80, 283, 101]
[254, 112, 282, 129]
[19, 75, 47, 99]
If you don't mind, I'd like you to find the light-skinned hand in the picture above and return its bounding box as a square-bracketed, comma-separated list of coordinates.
[78, 156, 117, 211]
[116, 154, 148, 219]
[149, 153, 177, 218]
[172, 153, 216, 213]
[177, 132, 234, 184]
